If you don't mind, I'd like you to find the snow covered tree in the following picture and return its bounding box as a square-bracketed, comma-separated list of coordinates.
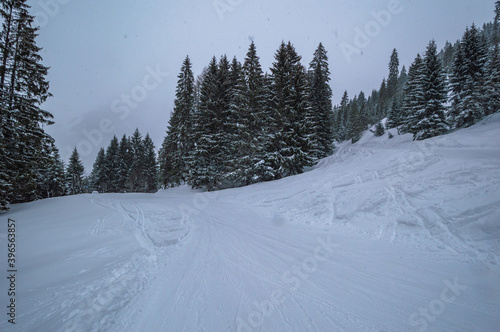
[387, 48, 400, 101]
[0, 0, 53, 204]
[117, 134, 133, 191]
[187, 56, 228, 190]
[90, 147, 106, 192]
[374, 121, 385, 137]
[127, 129, 145, 192]
[449, 24, 488, 128]
[485, 44, 500, 115]
[143, 133, 158, 193]
[159, 56, 195, 187]
[242, 41, 270, 183]
[37, 136, 65, 199]
[386, 98, 402, 129]
[102, 135, 121, 192]
[400, 54, 426, 134]
[66, 148, 84, 195]
[223, 56, 253, 187]
[349, 96, 364, 143]
[308, 42, 334, 158]
[334, 91, 350, 141]
[411, 40, 449, 140]
[493, 1, 500, 46]
[376, 78, 389, 119]
[265, 41, 314, 179]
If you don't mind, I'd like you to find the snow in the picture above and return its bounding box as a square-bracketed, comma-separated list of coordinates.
[2, 114, 500, 331]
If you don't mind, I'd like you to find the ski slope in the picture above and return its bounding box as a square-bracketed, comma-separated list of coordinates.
[1, 115, 500, 331]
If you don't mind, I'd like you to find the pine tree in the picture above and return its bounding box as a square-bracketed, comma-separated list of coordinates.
[159, 56, 195, 187]
[493, 1, 500, 46]
[377, 78, 389, 119]
[486, 44, 500, 115]
[441, 41, 455, 73]
[242, 41, 269, 183]
[187, 57, 219, 190]
[374, 121, 385, 137]
[357, 91, 369, 131]
[411, 40, 449, 140]
[400, 54, 426, 134]
[450, 24, 488, 128]
[397, 65, 408, 98]
[37, 136, 65, 198]
[90, 147, 106, 192]
[143, 133, 158, 193]
[349, 96, 364, 143]
[265, 42, 314, 179]
[308, 42, 334, 158]
[0, 0, 53, 204]
[66, 148, 84, 195]
[128, 129, 145, 192]
[187, 55, 235, 190]
[224, 56, 253, 187]
[387, 48, 400, 101]
[334, 91, 350, 141]
[117, 134, 132, 191]
[386, 98, 403, 129]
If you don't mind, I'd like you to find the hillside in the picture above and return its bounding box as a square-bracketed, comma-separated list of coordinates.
[1, 114, 500, 331]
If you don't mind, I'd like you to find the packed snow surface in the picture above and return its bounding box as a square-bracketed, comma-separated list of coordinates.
[2, 115, 500, 331]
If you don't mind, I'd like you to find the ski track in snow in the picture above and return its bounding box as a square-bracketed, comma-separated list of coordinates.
[1, 115, 500, 331]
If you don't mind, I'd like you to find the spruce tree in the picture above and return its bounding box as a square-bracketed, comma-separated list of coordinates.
[66, 148, 84, 195]
[224, 56, 253, 187]
[143, 133, 158, 193]
[493, 1, 500, 46]
[128, 129, 145, 192]
[486, 44, 500, 115]
[374, 121, 385, 137]
[187, 57, 220, 190]
[412, 40, 449, 140]
[386, 98, 402, 129]
[349, 96, 364, 143]
[0, 0, 53, 204]
[450, 24, 488, 128]
[400, 54, 426, 134]
[37, 136, 65, 198]
[266, 42, 313, 179]
[387, 48, 400, 101]
[90, 147, 106, 192]
[159, 56, 195, 187]
[308, 42, 334, 158]
[117, 134, 132, 191]
[377, 78, 389, 119]
[242, 41, 269, 183]
[335, 91, 350, 141]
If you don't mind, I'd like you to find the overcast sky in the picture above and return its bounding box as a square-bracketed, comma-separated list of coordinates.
[28, 0, 496, 170]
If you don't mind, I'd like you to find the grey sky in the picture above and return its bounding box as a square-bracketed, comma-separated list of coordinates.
[28, 0, 496, 170]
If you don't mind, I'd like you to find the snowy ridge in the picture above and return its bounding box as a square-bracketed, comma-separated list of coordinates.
[1, 114, 500, 331]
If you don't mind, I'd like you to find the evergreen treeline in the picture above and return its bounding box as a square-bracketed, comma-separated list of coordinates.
[335, 3, 500, 141]
[89, 128, 158, 193]
[159, 41, 335, 191]
[2, 1, 499, 208]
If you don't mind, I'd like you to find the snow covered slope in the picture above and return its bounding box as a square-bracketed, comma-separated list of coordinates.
[1, 115, 500, 331]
